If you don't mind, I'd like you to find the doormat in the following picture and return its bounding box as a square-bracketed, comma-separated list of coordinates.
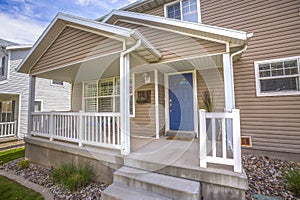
[166, 136, 193, 141]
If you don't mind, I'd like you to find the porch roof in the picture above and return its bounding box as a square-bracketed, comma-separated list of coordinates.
[17, 13, 161, 74]
[102, 10, 253, 47]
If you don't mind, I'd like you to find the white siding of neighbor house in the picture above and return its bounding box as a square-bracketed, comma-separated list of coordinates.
[0, 48, 71, 138]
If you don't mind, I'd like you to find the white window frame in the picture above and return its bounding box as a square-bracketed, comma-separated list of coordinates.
[51, 79, 64, 87]
[164, 0, 201, 23]
[0, 55, 8, 83]
[254, 56, 300, 97]
[82, 75, 135, 117]
[34, 99, 43, 112]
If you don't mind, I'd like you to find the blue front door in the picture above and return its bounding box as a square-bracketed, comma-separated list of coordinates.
[169, 73, 194, 131]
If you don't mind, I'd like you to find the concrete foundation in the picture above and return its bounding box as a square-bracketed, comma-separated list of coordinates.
[25, 137, 124, 183]
[25, 136, 248, 199]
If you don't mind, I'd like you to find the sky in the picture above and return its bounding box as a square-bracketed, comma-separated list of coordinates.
[0, 0, 137, 44]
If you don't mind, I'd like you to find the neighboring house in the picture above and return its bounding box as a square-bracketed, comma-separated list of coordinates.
[17, 0, 300, 199]
[0, 38, 71, 139]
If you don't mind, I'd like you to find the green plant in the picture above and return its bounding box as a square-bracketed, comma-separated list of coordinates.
[18, 160, 30, 169]
[51, 162, 95, 191]
[201, 89, 214, 112]
[284, 167, 300, 197]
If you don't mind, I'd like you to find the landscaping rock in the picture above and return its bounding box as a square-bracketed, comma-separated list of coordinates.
[0, 159, 108, 200]
[242, 155, 299, 200]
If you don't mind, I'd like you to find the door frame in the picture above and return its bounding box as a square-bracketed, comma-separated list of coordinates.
[164, 70, 198, 135]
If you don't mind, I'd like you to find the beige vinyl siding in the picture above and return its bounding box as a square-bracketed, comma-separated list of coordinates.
[71, 82, 83, 112]
[131, 72, 156, 137]
[31, 27, 123, 74]
[197, 68, 224, 112]
[158, 71, 165, 135]
[115, 21, 226, 62]
[201, 0, 300, 154]
[143, 4, 165, 17]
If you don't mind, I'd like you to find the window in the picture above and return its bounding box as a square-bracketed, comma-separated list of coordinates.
[83, 76, 134, 115]
[51, 79, 64, 86]
[34, 101, 42, 112]
[255, 56, 300, 96]
[165, 0, 200, 23]
[0, 100, 15, 122]
[0, 56, 8, 81]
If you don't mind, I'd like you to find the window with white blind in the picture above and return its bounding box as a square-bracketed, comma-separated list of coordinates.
[255, 56, 300, 96]
[165, 0, 201, 23]
[0, 56, 8, 81]
[83, 77, 134, 115]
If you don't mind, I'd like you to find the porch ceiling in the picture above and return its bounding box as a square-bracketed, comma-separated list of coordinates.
[131, 54, 224, 74]
[17, 13, 161, 76]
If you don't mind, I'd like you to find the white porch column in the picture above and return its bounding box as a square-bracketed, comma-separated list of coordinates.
[223, 53, 235, 150]
[120, 54, 131, 155]
[27, 75, 36, 137]
[154, 69, 160, 139]
[223, 53, 235, 111]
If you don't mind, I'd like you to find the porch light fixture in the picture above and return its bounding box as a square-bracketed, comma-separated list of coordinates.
[143, 72, 150, 84]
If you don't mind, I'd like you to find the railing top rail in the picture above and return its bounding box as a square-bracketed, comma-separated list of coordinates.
[31, 112, 121, 117]
[0, 122, 15, 125]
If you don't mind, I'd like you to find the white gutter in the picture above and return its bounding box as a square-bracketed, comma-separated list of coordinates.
[229, 45, 248, 108]
[120, 39, 141, 155]
[121, 39, 142, 56]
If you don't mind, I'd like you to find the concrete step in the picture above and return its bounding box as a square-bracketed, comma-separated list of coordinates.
[102, 183, 172, 200]
[113, 166, 200, 200]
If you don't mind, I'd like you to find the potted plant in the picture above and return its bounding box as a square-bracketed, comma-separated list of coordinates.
[201, 89, 219, 140]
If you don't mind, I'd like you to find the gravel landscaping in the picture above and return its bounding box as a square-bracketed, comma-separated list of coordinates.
[0, 155, 299, 200]
[243, 155, 299, 200]
[0, 159, 108, 200]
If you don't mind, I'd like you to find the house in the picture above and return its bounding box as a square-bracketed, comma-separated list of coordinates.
[17, 0, 300, 199]
[0, 38, 71, 139]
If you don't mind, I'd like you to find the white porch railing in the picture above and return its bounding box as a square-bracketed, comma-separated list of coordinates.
[31, 112, 121, 150]
[199, 109, 242, 173]
[0, 121, 16, 138]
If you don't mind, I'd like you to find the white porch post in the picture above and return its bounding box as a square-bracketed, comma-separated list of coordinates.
[154, 69, 160, 139]
[27, 75, 36, 137]
[223, 53, 235, 111]
[223, 53, 235, 150]
[120, 54, 131, 155]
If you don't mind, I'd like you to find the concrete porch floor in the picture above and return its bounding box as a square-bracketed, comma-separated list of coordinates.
[130, 136, 233, 171]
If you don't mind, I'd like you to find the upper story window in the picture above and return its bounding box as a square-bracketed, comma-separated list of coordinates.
[165, 0, 200, 23]
[255, 56, 300, 96]
[0, 56, 8, 81]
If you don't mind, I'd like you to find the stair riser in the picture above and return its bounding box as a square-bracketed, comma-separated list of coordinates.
[114, 174, 199, 200]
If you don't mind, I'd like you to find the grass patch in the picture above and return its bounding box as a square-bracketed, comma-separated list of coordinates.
[284, 167, 300, 197]
[0, 147, 25, 165]
[51, 162, 95, 191]
[0, 175, 44, 200]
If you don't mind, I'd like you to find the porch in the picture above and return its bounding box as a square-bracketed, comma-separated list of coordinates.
[0, 94, 19, 138]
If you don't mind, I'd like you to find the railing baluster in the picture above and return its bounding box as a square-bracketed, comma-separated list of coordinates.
[222, 118, 227, 159]
[100, 116, 102, 143]
[108, 116, 111, 144]
[104, 116, 107, 143]
[112, 116, 115, 145]
[212, 118, 216, 158]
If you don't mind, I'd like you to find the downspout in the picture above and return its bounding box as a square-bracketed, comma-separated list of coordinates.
[120, 39, 142, 155]
[229, 45, 248, 108]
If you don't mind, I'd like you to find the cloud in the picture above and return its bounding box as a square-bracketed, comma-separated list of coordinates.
[0, 12, 46, 44]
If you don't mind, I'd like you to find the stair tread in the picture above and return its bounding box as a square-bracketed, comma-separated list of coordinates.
[102, 183, 172, 200]
[115, 166, 200, 194]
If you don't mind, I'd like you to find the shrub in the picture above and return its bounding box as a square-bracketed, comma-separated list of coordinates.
[18, 160, 30, 169]
[51, 162, 95, 191]
[284, 167, 300, 197]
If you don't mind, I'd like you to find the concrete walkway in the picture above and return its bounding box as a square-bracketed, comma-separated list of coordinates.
[0, 170, 53, 200]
